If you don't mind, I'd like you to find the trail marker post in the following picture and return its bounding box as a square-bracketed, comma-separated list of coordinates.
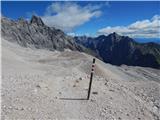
[87, 58, 96, 100]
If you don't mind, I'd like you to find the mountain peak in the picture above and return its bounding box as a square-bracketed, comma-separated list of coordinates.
[30, 15, 44, 26]
[110, 32, 121, 37]
[108, 32, 122, 42]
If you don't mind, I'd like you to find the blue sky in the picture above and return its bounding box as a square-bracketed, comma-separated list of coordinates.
[1, 1, 160, 40]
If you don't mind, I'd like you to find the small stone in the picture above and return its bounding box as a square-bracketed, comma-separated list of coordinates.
[36, 84, 41, 88]
[79, 77, 82, 80]
[153, 106, 158, 112]
[100, 112, 105, 116]
[76, 80, 79, 83]
[27, 107, 32, 111]
[105, 79, 109, 82]
[92, 92, 98, 95]
[105, 82, 108, 86]
[118, 117, 122, 120]
[109, 89, 115, 92]
[15, 98, 20, 101]
[90, 99, 96, 102]
[8, 106, 12, 109]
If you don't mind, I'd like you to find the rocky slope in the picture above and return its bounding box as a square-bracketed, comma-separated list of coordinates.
[2, 38, 160, 120]
[75, 33, 160, 68]
[1, 15, 84, 51]
[1, 15, 160, 120]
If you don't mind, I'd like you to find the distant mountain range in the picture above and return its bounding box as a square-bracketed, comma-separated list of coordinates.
[135, 38, 160, 44]
[75, 33, 160, 68]
[1, 15, 160, 69]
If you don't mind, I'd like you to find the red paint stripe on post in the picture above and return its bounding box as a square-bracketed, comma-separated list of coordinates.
[87, 58, 96, 100]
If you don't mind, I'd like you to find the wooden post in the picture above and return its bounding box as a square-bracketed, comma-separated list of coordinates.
[87, 58, 96, 100]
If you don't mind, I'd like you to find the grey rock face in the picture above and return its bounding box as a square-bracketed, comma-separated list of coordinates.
[1, 15, 82, 51]
[30, 15, 45, 26]
[75, 33, 160, 69]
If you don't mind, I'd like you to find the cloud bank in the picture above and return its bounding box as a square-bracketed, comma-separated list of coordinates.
[42, 2, 102, 32]
[98, 15, 160, 38]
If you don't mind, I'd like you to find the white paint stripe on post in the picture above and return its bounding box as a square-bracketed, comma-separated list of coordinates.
[87, 58, 96, 100]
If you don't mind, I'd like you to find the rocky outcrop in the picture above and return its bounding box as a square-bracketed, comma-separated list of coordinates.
[30, 15, 45, 26]
[1, 15, 83, 51]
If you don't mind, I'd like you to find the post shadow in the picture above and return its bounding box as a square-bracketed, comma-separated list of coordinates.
[59, 98, 88, 100]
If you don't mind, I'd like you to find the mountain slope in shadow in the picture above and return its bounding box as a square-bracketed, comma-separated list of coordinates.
[75, 32, 160, 68]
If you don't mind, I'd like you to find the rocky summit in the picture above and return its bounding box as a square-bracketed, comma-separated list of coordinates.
[1, 15, 83, 51]
[75, 33, 160, 68]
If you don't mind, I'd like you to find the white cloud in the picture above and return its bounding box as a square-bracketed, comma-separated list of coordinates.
[41, 2, 102, 32]
[98, 15, 160, 38]
[67, 32, 91, 37]
[67, 32, 76, 37]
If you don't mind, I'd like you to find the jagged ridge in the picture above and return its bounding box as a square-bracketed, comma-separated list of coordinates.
[75, 33, 160, 68]
[1, 15, 83, 51]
